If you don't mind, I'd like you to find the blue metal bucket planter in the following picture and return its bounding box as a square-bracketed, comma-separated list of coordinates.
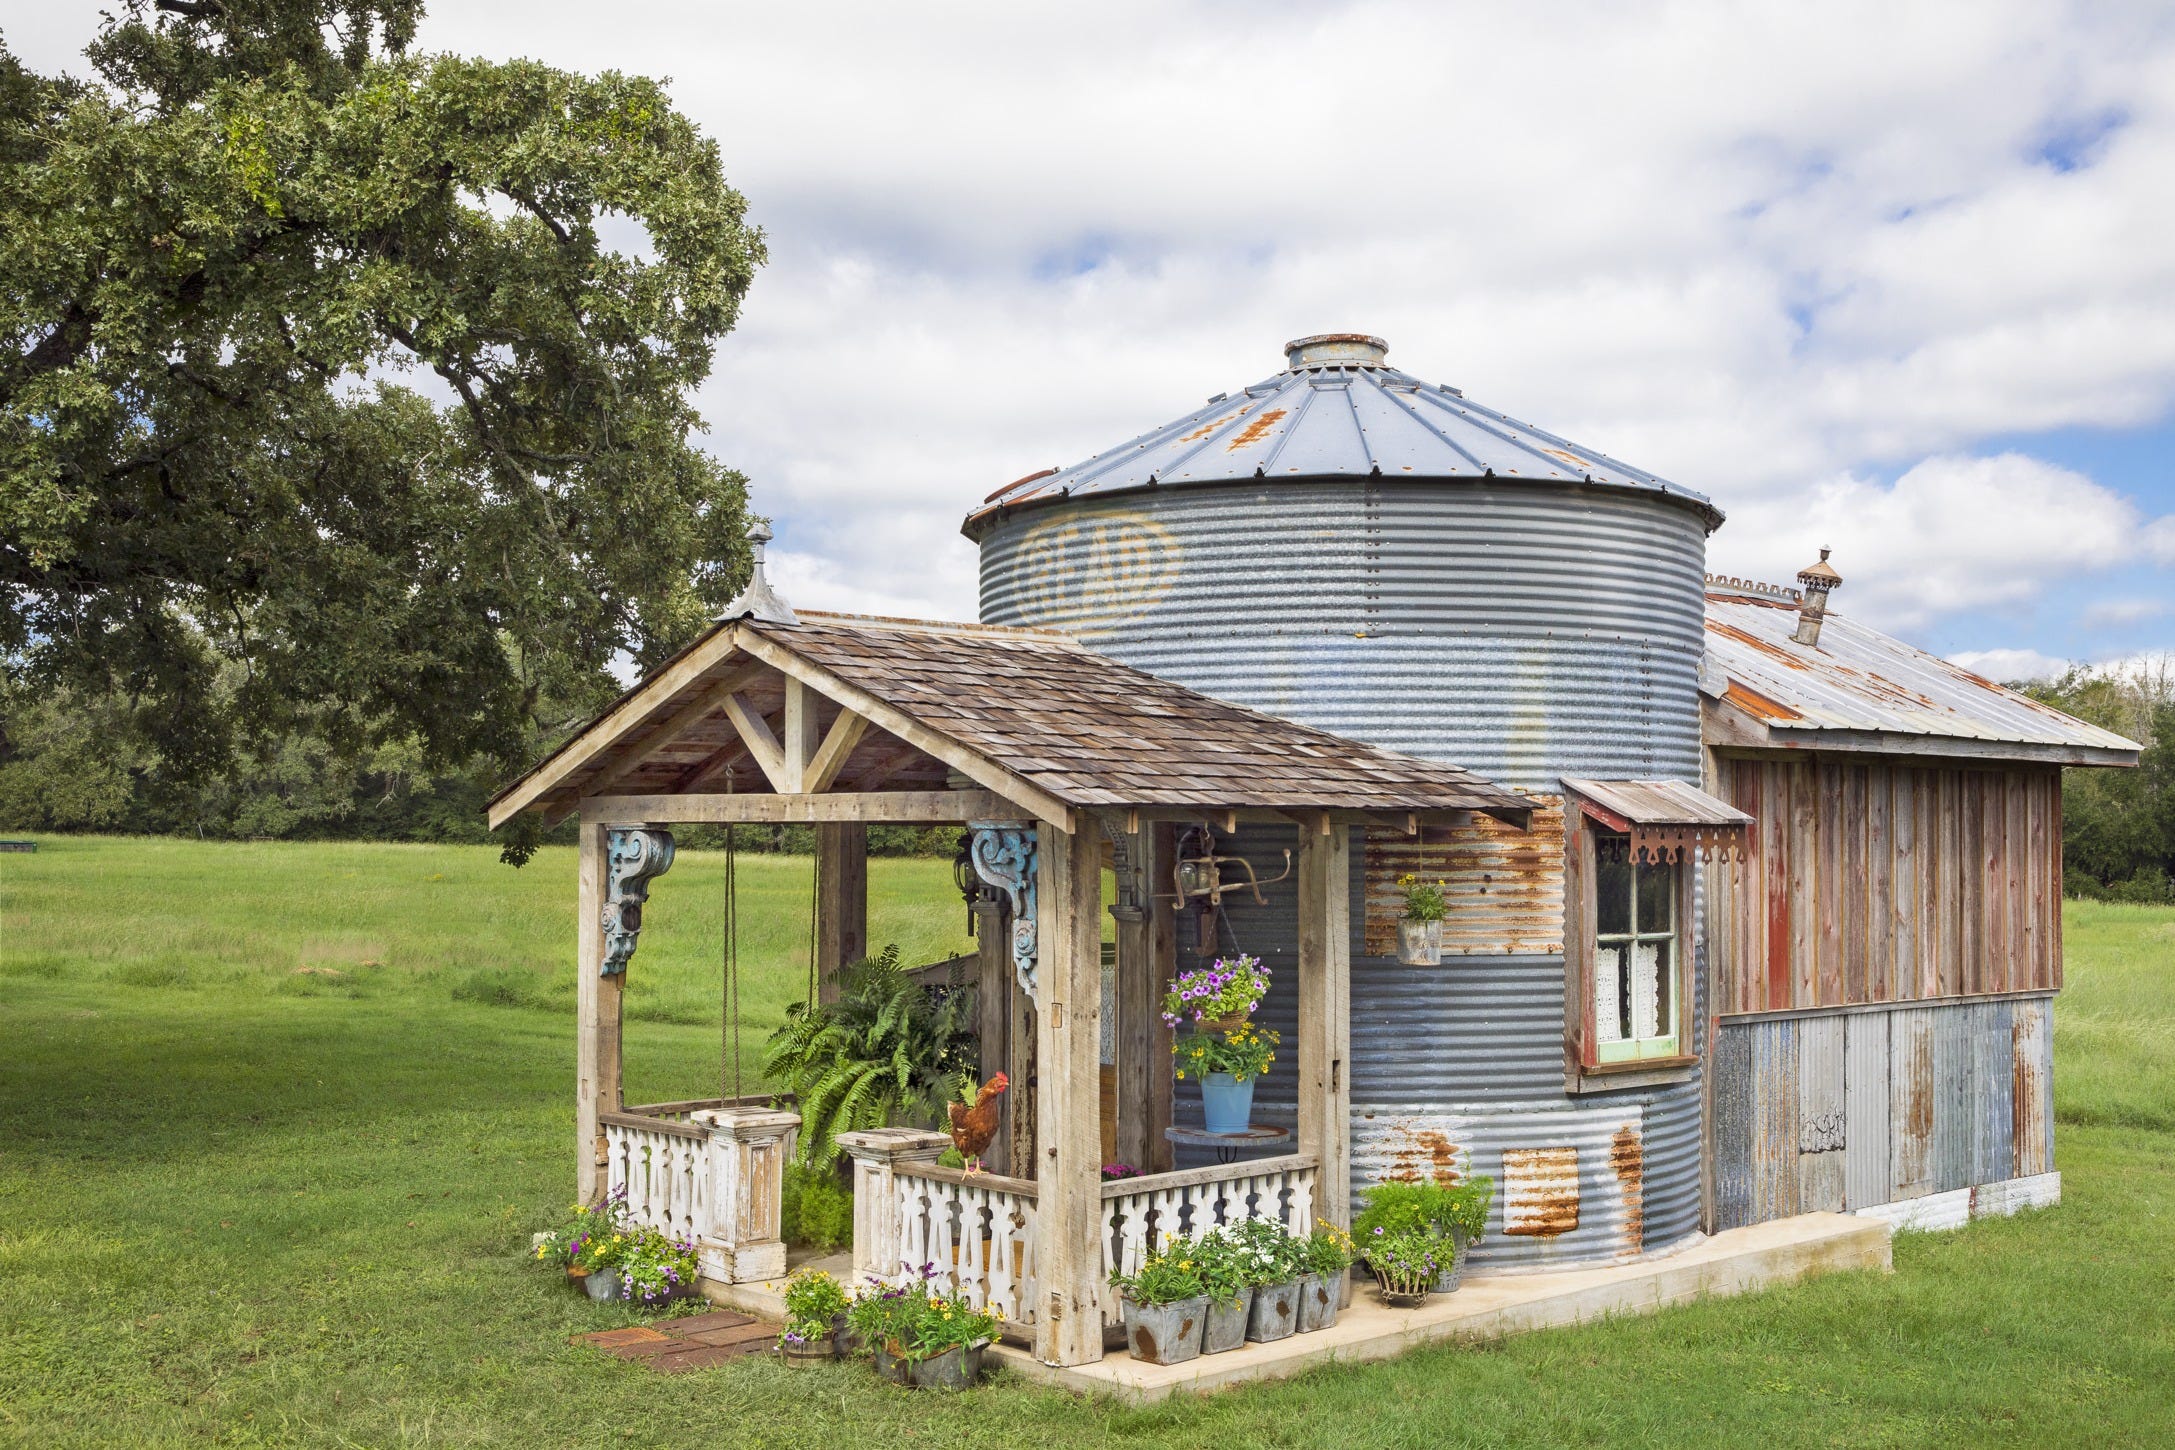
[1201, 1073, 1255, 1134]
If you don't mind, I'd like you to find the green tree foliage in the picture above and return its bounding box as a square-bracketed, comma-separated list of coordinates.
[2022, 656, 2174, 903]
[0, 0, 764, 857]
[762, 945, 979, 1170]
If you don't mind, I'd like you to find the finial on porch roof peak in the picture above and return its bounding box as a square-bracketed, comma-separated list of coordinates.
[720, 520, 799, 625]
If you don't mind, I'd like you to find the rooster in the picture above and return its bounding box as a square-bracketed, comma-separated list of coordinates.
[946, 1072, 1009, 1169]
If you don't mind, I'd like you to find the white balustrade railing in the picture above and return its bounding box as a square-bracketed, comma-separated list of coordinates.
[1100, 1155, 1319, 1323]
[605, 1113, 712, 1244]
[603, 1100, 800, 1283]
[894, 1169, 1041, 1325]
[873, 1152, 1321, 1332]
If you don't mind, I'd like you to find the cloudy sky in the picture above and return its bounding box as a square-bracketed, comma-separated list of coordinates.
[19, 1, 2175, 679]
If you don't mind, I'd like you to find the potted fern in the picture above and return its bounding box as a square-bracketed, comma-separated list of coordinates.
[764, 945, 977, 1169]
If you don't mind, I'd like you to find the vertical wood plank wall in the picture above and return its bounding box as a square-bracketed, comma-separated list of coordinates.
[1711, 757, 2063, 1015]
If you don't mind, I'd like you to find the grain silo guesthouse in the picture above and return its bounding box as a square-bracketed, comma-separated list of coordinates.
[489, 333, 2137, 1391]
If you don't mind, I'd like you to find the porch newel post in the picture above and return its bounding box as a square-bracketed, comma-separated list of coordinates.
[973, 895, 1012, 1167]
[576, 817, 611, 1203]
[1297, 819, 1352, 1233]
[815, 823, 868, 1005]
[1145, 822, 1179, 1172]
[1035, 817, 1105, 1367]
[1112, 821, 1166, 1175]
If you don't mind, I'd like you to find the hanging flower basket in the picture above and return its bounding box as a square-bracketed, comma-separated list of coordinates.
[1397, 918, 1443, 967]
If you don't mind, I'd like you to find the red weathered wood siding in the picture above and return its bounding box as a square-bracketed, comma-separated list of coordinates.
[1711, 757, 2062, 1016]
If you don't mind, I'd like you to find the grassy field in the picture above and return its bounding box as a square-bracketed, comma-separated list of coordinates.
[2, 837, 2172, 1448]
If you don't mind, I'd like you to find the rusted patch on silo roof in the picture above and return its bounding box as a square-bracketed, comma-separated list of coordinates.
[1179, 410, 1243, 443]
[1501, 1146, 1580, 1237]
[1611, 1125, 1643, 1252]
[1722, 680, 1805, 723]
[1707, 620, 1813, 670]
[1225, 408, 1288, 451]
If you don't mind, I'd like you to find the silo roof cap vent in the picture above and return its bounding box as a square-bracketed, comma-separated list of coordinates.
[1284, 333, 1388, 370]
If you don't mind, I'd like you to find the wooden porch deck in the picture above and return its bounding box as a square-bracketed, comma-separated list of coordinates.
[704, 1212, 1889, 1401]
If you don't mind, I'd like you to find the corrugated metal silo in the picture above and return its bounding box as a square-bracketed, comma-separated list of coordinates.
[966, 335, 1722, 1268]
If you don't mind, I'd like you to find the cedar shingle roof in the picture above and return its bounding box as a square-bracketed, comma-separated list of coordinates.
[488, 612, 1532, 824]
[764, 617, 1529, 816]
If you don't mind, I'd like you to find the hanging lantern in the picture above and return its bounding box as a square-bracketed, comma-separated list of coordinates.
[952, 832, 982, 936]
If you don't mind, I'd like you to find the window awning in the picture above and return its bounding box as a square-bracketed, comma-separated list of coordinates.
[1561, 777, 1752, 863]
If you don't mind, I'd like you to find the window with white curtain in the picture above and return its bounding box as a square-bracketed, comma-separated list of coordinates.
[1590, 832, 1680, 1062]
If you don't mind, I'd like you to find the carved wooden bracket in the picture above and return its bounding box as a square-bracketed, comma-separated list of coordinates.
[968, 820, 1038, 1002]
[601, 826, 676, 976]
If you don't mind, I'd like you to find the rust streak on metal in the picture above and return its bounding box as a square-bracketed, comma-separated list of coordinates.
[1179, 411, 1241, 443]
[1501, 1146, 1581, 1237]
[1224, 408, 1288, 451]
[1610, 1126, 1644, 1252]
[1707, 620, 1814, 670]
[1722, 680, 1806, 723]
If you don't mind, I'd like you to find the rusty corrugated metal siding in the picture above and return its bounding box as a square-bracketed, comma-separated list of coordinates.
[979, 346, 1716, 1268]
[1711, 997, 2047, 1229]
[978, 482, 1708, 795]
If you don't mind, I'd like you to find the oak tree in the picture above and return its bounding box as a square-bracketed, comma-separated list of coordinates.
[1, 0, 764, 856]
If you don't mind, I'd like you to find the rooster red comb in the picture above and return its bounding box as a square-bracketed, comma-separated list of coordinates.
[987, 1072, 1009, 1092]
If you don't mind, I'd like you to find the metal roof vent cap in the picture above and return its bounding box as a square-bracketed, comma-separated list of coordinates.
[1284, 332, 1388, 370]
[1791, 547, 1840, 647]
[719, 520, 798, 625]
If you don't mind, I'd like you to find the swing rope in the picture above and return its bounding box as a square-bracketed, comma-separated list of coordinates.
[722, 823, 742, 1102]
[806, 835, 822, 1010]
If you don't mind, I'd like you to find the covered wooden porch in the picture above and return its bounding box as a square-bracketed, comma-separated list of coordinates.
[489, 599, 1530, 1367]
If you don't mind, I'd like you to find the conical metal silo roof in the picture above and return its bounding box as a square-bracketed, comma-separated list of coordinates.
[963, 333, 1723, 535]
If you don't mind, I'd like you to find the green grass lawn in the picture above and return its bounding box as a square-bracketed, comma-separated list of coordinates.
[2, 838, 2172, 1448]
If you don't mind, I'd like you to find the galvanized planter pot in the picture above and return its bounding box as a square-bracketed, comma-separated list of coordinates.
[872, 1342, 913, 1385]
[1203, 1291, 1253, 1353]
[580, 1269, 623, 1302]
[1434, 1232, 1471, 1294]
[907, 1341, 989, 1391]
[1122, 1294, 1208, 1366]
[1245, 1279, 1302, 1342]
[1397, 918, 1443, 966]
[1297, 1272, 1341, 1331]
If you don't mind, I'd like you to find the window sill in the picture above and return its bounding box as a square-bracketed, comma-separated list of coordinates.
[1565, 1054, 1697, 1094]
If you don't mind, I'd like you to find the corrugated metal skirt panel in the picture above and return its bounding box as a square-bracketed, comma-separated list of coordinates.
[977, 480, 1709, 795]
[1165, 822, 1705, 1266]
[1712, 997, 2050, 1224]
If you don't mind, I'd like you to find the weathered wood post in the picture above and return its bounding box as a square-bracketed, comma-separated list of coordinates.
[1035, 817, 1105, 1366]
[693, 1106, 804, 1283]
[1112, 820, 1170, 1175]
[578, 822, 674, 1205]
[576, 819, 613, 1204]
[973, 894, 1012, 1167]
[1296, 817, 1352, 1235]
[1146, 821, 1179, 1172]
[815, 823, 868, 1005]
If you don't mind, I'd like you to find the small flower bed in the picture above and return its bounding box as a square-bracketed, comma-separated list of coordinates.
[1108, 1246, 1206, 1306]
[779, 1267, 850, 1350]
[616, 1230, 700, 1306]
[909, 1289, 999, 1362]
[1100, 1162, 1143, 1183]
[1173, 1020, 1279, 1082]
[1366, 1226, 1445, 1300]
[531, 1188, 699, 1305]
[533, 1188, 631, 1273]
[1160, 955, 1270, 1030]
[1397, 873, 1448, 923]
[1299, 1222, 1356, 1277]
[1353, 1176, 1494, 1244]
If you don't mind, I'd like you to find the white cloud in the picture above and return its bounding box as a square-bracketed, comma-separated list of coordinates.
[1946, 647, 2074, 683]
[1711, 452, 2165, 632]
[13, 1, 2175, 647]
[2081, 597, 2168, 627]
